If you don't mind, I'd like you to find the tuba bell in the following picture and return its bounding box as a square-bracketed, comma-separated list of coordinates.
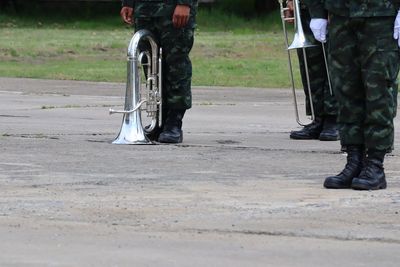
[109, 29, 163, 144]
[278, 0, 332, 126]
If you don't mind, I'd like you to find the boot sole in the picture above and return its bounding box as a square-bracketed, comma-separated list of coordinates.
[323, 180, 351, 189]
[157, 136, 183, 144]
[319, 136, 340, 141]
[351, 181, 387, 190]
[290, 135, 319, 140]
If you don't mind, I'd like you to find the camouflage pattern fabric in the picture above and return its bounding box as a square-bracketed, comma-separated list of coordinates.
[122, 0, 197, 23]
[305, 0, 400, 18]
[296, 8, 337, 117]
[122, 0, 197, 110]
[134, 2, 176, 18]
[135, 16, 195, 110]
[328, 15, 399, 152]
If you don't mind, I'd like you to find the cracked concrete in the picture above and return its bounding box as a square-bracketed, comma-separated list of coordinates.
[0, 77, 399, 267]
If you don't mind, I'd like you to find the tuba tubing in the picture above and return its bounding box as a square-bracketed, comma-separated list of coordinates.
[109, 29, 162, 144]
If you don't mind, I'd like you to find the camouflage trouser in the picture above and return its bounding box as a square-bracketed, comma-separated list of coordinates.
[297, 9, 337, 117]
[135, 16, 195, 110]
[329, 15, 399, 152]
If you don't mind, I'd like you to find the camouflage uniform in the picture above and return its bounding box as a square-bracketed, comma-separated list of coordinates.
[122, 0, 197, 111]
[304, 0, 400, 190]
[297, 2, 337, 117]
[306, 0, 400, 153]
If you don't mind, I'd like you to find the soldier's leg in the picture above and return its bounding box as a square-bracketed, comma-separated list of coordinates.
[329, 16, 365, 149]
[323, 16, 365, 189]
[351, 17, 399, 190]
[359, 17, 398, 154]
[293, 43, 339, 141]
[320, 41, 339, 141]
[290, 9, 338, 141]
[290, 46, 325, 140]
[156, 16, 195, 143]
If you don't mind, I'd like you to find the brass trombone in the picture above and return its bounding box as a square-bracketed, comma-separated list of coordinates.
[109, 29, 162, 144]
[278, 0, 332, 126]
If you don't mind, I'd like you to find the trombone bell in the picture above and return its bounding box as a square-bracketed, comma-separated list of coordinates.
[287, 0, 316, 50]
[288, 31, 316, 50]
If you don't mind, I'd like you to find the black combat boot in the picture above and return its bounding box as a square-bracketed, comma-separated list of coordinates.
[290, 117, 323, 140]
[351, 151, 387, 190]
[324, 145, 364, 189]
[319, 115, 339, 141]
[158, 109, 185, 143]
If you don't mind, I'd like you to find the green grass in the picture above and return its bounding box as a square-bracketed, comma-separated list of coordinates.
[0, 10, 300, 88]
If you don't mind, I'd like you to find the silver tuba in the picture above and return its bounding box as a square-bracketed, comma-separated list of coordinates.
[109, 29, 163, 144]
[278, 0, 332, 126]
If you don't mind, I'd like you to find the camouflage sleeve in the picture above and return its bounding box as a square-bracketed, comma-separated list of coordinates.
[303, 0, 328, 18]
[176, 0, 194, 7]
[122, 0, 134, 8]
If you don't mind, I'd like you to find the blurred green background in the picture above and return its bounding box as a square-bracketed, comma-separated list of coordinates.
[0, 0, 300, 88]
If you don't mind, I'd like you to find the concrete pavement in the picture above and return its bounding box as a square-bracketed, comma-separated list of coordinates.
[0, 77, 399, 267]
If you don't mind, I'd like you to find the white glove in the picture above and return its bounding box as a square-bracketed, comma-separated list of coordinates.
[394, 11, 400, 47]
[310, 18, 328, 43]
